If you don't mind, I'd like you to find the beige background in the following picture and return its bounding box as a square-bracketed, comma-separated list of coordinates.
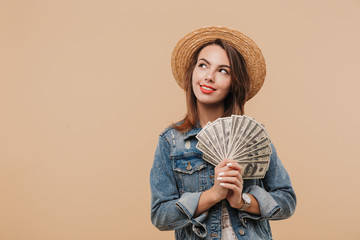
[1, 0, 360, 239]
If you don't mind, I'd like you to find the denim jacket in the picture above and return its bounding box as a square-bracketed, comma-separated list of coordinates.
[150, 126, 296, 240]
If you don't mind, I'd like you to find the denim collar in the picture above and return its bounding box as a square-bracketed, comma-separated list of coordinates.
[183, 127, 202, 140]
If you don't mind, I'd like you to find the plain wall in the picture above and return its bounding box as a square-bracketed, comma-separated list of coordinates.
[1, 0, 360, 239]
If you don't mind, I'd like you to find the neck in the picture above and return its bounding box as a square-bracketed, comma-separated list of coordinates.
[197, 101, 225, 127]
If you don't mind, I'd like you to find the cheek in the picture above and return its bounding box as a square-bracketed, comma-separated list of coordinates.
[192, 69, 200, 82]
[191, 75, 196, 90]
[192, 70, 202, 89]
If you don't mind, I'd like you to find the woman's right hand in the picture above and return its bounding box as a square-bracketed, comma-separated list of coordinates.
[195, 158, 242, 216]
[210, 158, 239, 202]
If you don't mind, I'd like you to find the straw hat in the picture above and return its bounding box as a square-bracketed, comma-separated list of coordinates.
[171, 26, 266, 100]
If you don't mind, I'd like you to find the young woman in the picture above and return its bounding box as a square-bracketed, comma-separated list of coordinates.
[150, 26, 296, 240]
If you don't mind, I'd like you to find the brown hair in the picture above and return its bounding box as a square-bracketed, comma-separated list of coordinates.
[173, 39, 250, 132]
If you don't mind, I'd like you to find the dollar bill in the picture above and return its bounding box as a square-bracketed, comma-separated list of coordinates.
[210, 119, 226, 158]
[228, 116, 250, 158]
[220, 117, 232, 157]
[196, 132, 222, 161]
[196, 141, 221, 163]
[234, 137, 272, 157]
[195, 115, 272, 179]
[202, 152, 219, 166]
[233, 144, 272, 160]
[202, 125, 225, 159]
[238, 160, 269, 179]
[232, 126, 270, 157]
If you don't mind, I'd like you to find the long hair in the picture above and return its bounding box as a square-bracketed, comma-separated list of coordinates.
[173, 39, 250, 132]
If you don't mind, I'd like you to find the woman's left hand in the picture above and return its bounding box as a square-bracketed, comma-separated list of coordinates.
[217, 159, 244, 209]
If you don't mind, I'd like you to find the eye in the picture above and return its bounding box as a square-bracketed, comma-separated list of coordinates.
[219, 68, 229, 74]
[198, 63, 207, 68]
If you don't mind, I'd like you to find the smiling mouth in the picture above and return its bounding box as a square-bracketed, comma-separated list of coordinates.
[200, 84, 216, 93]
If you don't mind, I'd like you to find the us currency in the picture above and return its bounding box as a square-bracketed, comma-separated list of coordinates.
[228, 115, 244, 148]
[242, 122, 269, 145]
[227, 116, 249, 158]
[196, 121, 211, 139]
[196, 131, 222, 161]
[235, 152, 271, 161]
[211, 119, 227, 158]
[232, 126, 270, 157]
[220, 117, 232, 157]
[203, 125, 225, 159]
[238, 160, 269, 179]
[233, 145, 272, 160]
[235, 137, 271, 157]
[202, 152, 219, 166]
[239, 116, 258, 143]
[196, 141, 220, 165]
[196, 115, 272, 178]
[235, 155, 271, 172]
[228, 116, 254, 158]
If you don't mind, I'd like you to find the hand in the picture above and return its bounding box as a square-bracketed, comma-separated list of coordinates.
[195, 159, 244, 216]
[209, 159, 232, 202]
[216, 159, 244, 209]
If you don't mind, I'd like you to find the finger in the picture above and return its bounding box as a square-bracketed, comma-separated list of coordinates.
[217, 172, 243, 186]
[219, 182, 242, 192]
[225, 161, 242, 172]
[217, 176, 243, 188]
[219, 170, 243, 180]
[217, 158, 235, 168]
[217, 160, 242, 174]
[217, 161, 241, 175]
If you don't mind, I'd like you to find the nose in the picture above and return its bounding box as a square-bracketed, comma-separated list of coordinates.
[205, 70, 215, 82]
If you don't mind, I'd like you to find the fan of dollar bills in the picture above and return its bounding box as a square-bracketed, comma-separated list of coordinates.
[196, 115, 272, 179]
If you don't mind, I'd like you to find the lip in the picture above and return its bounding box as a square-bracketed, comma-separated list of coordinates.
[200, 84, 216, 94]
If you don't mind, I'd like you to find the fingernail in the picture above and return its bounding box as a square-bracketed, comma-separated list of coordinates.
[220, 183, 226, 186]
[219, 172, 224, 176]
[217, 177, 223, 180]
[226, 163, 232, 166]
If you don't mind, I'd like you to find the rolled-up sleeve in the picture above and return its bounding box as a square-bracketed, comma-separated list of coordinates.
[240, 144, 296, 220]
[150, 135, 207, 237]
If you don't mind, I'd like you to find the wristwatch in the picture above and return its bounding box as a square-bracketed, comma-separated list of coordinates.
[239, 193, 251, 211]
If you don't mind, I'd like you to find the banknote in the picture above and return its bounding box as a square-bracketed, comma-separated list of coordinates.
[232, 126, 270, 157]
[238, 160, 269, 179]
[196, 115, 272, 179]
[233, 144, 272, 160]
[211, 119, 226, 158]
[227, 116, 250, 158]
[196, 133, 222, 161]
[220, 117, 232, 156]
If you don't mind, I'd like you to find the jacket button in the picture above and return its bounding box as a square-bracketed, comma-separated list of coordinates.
[185, 141, 191, 149]
[239, 229, 245, 235]
[186, 162, 192, 171]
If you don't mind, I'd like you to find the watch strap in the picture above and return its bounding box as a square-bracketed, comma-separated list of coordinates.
[239, 193, 251, 211]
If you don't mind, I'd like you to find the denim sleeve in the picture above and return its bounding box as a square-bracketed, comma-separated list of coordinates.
[241, 144, 296, 220]
[150, 135, 207, 238]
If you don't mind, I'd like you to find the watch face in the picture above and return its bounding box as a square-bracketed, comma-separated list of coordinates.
[243, 193, 251, 204]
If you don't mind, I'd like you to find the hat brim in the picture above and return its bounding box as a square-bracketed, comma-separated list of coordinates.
[171, 26, 266, 100]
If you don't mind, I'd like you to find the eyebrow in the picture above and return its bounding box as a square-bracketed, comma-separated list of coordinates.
[199, 58, 230, 69]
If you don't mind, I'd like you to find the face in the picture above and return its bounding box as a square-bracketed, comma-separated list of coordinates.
[192, 44, 231, 108]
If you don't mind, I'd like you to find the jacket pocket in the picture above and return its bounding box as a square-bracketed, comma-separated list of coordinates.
[247, 218, 272, 239]
[173, 155, 208, 194]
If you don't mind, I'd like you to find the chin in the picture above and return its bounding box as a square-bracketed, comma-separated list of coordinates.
[197, 99, 224, 107]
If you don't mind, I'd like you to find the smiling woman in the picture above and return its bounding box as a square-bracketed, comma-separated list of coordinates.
[176, 38, 251, 132]
[192, 44, 232, 110]
[150, 26, 296, 240]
